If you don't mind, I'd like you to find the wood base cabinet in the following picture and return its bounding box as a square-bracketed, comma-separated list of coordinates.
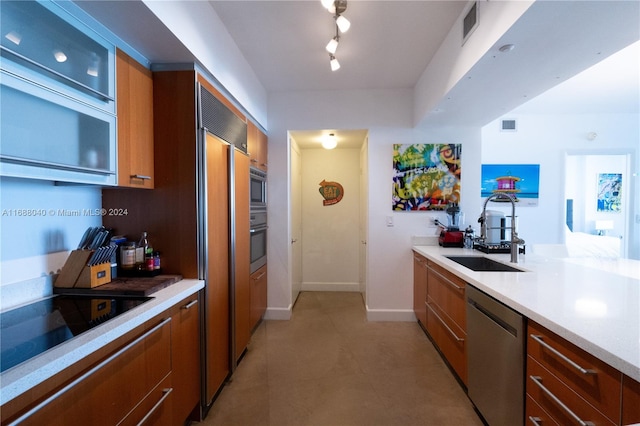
[250, 264, 268, 331]
[2, 316, 173, 426]
[1, 293, 201, 426]
[623, 375, 640, 425]
[412, 252, 427, 326]
[526, 320, 630, 426]
[425, 260, 467, 385]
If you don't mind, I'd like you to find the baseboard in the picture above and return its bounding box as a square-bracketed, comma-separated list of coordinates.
[300, 282, 360, 292]
[365, 306, 416, 322]
[264, 305, 292, 320]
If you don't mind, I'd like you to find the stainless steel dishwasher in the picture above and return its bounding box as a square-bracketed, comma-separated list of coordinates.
[466, 285, 525, 426]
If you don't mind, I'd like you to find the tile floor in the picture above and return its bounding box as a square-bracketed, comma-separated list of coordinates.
[198, 291, 484, 426]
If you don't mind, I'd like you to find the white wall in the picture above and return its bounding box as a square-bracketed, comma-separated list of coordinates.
[300, 148, 360, 291]
[266, 85, 482, 319]
[481, 113, 639, 259]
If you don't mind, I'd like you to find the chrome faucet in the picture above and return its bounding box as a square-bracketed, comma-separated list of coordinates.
[479, 193, 525, 263]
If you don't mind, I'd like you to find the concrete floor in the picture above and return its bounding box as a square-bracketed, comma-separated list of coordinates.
[198, 291, 483, 426]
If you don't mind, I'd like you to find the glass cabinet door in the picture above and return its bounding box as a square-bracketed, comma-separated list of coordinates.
[0, 71, 116, 185]
[0, 1, 114, 109]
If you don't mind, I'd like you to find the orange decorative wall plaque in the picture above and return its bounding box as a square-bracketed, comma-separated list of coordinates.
[319, 180, 344, 206]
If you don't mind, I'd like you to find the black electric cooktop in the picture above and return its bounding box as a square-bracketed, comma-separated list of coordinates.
[0, 295, 152, 373]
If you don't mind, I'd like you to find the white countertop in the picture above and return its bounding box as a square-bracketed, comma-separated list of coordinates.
[413, 246, 640, 382]
[0, 279, 204, 406]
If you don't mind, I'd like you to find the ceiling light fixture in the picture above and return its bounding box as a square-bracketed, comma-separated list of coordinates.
[499, 44, 515, 52]
[5, 30, 22, 46]
[329, 54, 340, 71]
[322, 133, 338, 150]
[322, 0, 350, 71]
[53, 49, 67, 63]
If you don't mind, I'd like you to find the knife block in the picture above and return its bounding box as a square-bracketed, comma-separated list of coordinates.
[55, 250, 112, 289]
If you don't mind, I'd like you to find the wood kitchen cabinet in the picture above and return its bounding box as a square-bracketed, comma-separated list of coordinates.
[170, 293, 201, 425]
[103, 68, 248, 408]
[116, 49, 154, 189]
[250, 264, 268, 331]
[526, 320, 621, 426]
[622, 374, 640, 424]
[412, 252, 427, 327]
[424, 260, 467, 385]
[234, 150, 251, 364]
[248, 121, 268, 171]
[1, 314, 173, 425]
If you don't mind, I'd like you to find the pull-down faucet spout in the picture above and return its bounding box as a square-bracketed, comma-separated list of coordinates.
[479, 193, 525, 263]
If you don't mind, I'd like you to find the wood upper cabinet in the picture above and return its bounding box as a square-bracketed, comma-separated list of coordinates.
[116, 49, 154, 188]
[250, 264, 267, 331]
[247, 121, 268, 171]
[412, 252, 427, 326]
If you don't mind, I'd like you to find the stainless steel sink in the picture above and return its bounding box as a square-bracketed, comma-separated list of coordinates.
[445, 256, 523, 272]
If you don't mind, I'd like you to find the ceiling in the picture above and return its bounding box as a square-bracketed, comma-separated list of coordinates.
[75, 1, 639, 149]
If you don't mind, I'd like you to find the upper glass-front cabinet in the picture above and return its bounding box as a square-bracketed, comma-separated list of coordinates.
[0, 0, 116, 185]
[0, 0, 115, 110]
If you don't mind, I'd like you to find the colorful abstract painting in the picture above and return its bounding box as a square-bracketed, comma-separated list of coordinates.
[392, 144, 461, 211]
[597, 173, 622, 212]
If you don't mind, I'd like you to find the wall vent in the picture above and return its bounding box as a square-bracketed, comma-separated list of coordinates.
[501, 119, 517, 132]
[462, 2, 478, 45]
[199, 85, 248, 153]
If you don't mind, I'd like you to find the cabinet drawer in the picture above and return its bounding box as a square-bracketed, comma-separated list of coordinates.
[7, 318, 172, 425]
[120, 374, 173, 426]
[527, 357, 616, 426]
[426, 299, 467, 384]
[526, 394, 560, 426]
[527, 321, 621, 422]
[427, 261, 466, 329]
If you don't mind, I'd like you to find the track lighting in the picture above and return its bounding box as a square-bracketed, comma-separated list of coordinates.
[335, 15, 350, 33]
[329, 55, 340, 72]
[326, 35, 339, 55]
[322, 0, 350, 70]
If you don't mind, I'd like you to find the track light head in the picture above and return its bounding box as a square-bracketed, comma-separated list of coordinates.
[329, 54, 340, 71]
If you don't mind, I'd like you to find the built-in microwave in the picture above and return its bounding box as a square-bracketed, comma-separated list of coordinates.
[250, 211, 267, 274]
[250, 167, 267, 210]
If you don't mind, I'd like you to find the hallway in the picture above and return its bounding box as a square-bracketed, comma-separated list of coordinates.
[200, 292, 483, 426]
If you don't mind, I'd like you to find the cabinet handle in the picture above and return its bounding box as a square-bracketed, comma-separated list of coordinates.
[253, 271, 266, 281]
[136, 387, 173, 426]
[6, 318, 172, 426]
[250, 158, 258, 163]
[182, 299, 198, 310]
[429, 267, 464, 291]
[260, 163, 268, 168]
[530, 335, 597, 375]
[528, 416, 543, 426]
[426, 302, 464, 343]
[130, 174, 152, 180]
[529, 376, 595, 426]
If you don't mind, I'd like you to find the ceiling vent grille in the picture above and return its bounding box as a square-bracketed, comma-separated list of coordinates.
[462, 2, 478, 44]
[501, 119, 517, 132]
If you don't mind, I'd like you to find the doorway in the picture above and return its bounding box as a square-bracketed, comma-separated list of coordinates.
[289, 130, 368, 304]
[564, 151, 633, 258]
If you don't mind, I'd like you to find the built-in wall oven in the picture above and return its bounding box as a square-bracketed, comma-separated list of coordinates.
[250, 167, 267, 211]
[250, 210, 267, 274]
